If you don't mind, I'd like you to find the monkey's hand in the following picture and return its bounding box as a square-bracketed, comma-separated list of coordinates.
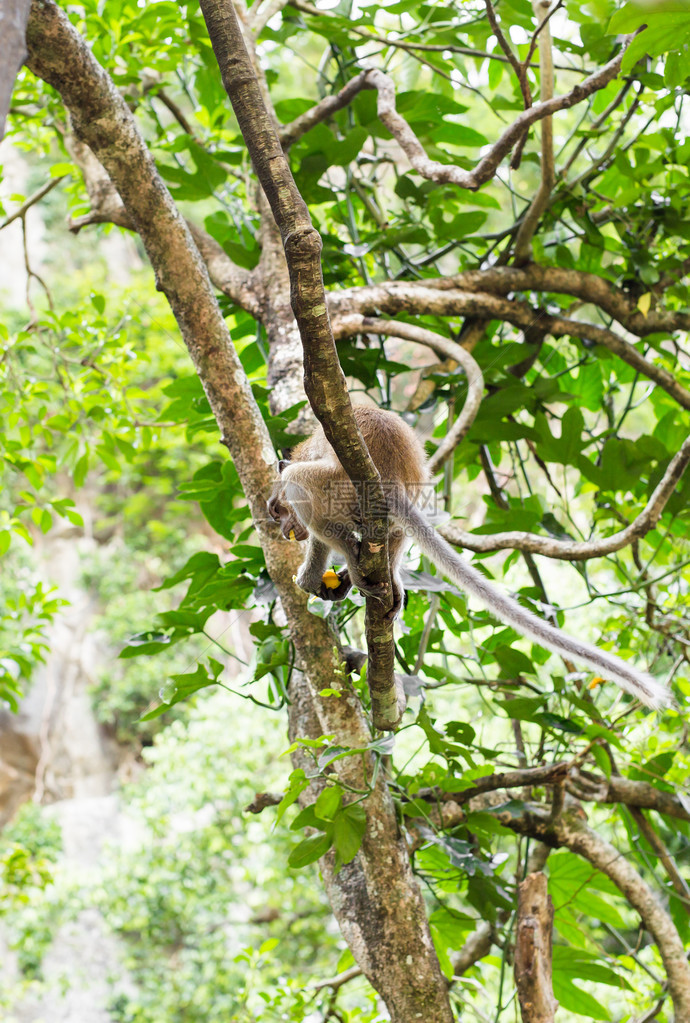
[319, 568, 352, 602]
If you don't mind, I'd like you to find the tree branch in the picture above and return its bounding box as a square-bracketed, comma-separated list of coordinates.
[567, 770, 690, 824]
[514, 872, 557, 1023]
[333, 313, 484, 474]
[500, 807, 690, 1019]
[331, 284, 690, 410]
[0, 173, 65, 229]
[513, 0, 555, 264]
[197, 0, 400, 730]
[333, 266, 690, 337]
[279, 70, 372, 147]
[452, 921, 493, 976]
[360, 48, 626, 192]
[629, 807, 690, 908]
[439, 437, 690, 560]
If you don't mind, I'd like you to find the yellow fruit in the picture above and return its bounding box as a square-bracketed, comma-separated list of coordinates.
[322, 570, 340, 589]
[288, 530, 296, 541]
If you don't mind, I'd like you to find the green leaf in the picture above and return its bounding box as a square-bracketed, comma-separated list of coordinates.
[73, 453, 89, 488]
[288, 832, 332, 868]
[275, 770, 309, 824]
[314, 786, 343, 822]
[332, 804, 366, 864]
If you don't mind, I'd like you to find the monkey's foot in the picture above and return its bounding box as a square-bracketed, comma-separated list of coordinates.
[352, 577, 390, 604]
[383, 591, 404, 621]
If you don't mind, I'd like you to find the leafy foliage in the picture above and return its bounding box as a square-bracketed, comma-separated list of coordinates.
[2, 0, 690, 1019]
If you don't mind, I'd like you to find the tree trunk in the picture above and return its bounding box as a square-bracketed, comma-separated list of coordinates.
[514, 872, 557, 1023]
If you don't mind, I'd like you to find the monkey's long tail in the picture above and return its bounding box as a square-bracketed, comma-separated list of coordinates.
[390, 491, 670, 710]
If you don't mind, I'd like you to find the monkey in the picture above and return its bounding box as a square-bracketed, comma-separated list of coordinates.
[267, 407, 670, 710]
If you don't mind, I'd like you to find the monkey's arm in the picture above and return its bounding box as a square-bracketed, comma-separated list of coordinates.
[295, 536, 352, 602]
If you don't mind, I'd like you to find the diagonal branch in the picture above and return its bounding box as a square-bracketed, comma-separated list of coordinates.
[279, 48, 627, 191]
[333, 313, 484, 474]
[363, 49, 627, 191]
[501, 807, 690, 1019]
[279, 70, 372, 147]
[440, 437, 690, 560]
[0, 173, 64, 229]
[198, 0, 401, 731]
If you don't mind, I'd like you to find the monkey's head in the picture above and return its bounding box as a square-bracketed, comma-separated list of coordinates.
[267, 482, 309, 542]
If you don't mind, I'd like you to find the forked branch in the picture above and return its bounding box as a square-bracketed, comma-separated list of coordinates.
[198, 0, 401, 730]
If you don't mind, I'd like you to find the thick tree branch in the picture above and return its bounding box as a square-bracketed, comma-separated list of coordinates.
[500, 807, 690, 1019]
[199, 0, 401, 731]
[514, 872, 557, 1023]
[333, 314, 484, 474]
[417, 763, 690, 825]
[332, 285, 690, 410]
[333, 266, 690, 337]
[440, 437, 690, 560]
[0, 0, 31, 140]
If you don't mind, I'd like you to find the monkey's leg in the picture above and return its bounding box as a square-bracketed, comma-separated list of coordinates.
[328, 526, 391, 606]
[385, 526, 406, 620]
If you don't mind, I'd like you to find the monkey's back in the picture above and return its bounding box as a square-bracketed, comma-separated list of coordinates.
[289, 406, 429, 505]
[352, 407, 428, 489]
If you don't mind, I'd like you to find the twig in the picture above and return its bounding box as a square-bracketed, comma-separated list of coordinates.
[245, 791, 283, 813]
[484, 0, 532, 171]
[333, 314, 484, 473]
[287, 0, 591, 75]
[311, 966, 363, 991]
[629, 807, 690, 906]
[0, 174, 65, 230]
[149, 87, 196, 136]
[513, 0, 555, 264]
